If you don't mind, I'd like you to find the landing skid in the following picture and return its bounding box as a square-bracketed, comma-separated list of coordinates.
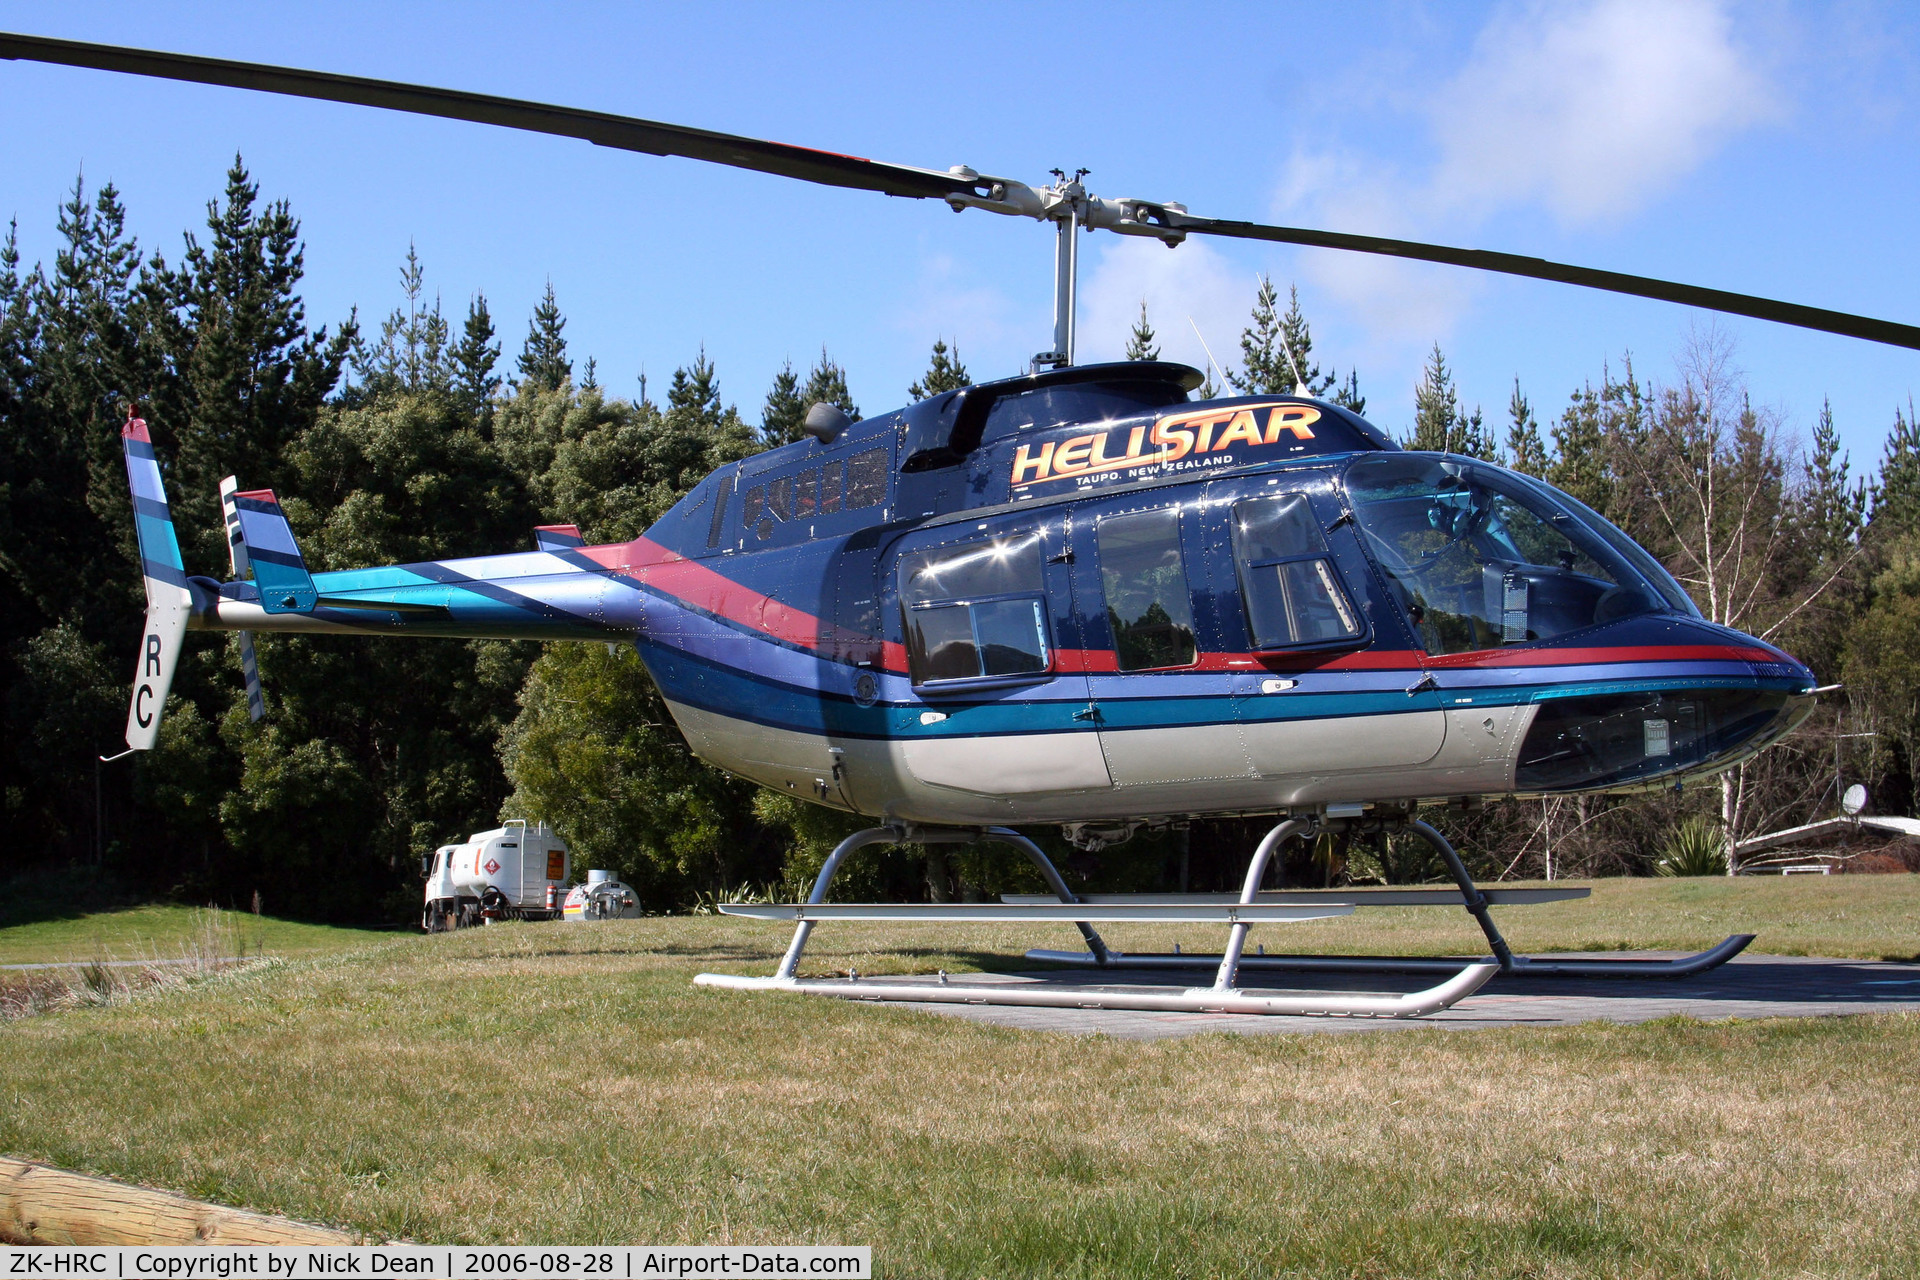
[1027, 933, 1756, 980]
[1024, 818, 1755, 981]
[694, 963, 1498, 1019]
[694, 817, 1496, 1020]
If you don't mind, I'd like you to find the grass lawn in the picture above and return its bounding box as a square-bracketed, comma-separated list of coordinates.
[1, 877, 1916, 1277]
[0, 904, 394, 967]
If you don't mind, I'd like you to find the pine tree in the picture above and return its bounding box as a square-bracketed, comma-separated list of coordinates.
[760, 360, 804, 445]
[1872, 400, 1920, 541]
[1806, 398, 1864, 562]
[145, 156, 354, 571]
[908, 338, 969, 400]
[1331, 370, 1365, 417]
[516, 281, 570, 391]
[1124, 300, 1159, 361]
[352, 244, 450, 397]
[1506, 378, 1548, 477]
[1230, 279, 1335, 397]
[580, 356, 598, 393]
[451, 292, 500, 423]
[1408, 344, 1493, 458]
[667, 346, 724, 430]
[801, 347, 857, 420]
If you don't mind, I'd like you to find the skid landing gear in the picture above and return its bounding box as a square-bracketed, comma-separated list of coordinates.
[1027, 817, 1755, 980]
[694, 819, 1498, 1019]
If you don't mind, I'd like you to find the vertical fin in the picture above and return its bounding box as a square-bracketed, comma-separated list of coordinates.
[121, 414, 192, 750]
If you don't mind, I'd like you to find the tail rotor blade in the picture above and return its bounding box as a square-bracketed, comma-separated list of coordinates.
[238, 631, 265, 723]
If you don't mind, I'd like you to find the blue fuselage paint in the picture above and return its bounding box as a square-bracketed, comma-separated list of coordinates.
[191, 369, 1817, 820]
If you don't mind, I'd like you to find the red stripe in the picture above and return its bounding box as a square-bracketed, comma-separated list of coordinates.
[121, 416, 151, 442]
[583, 537, 1789, 680]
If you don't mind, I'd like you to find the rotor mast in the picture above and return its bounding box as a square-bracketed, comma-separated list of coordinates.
[942, 164, 1190, 372]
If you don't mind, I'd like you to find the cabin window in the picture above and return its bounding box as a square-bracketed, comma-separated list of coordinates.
[741, 448, 886, 543]
[900, 534, 1051, 685]
[1096, 507, 1197, 670]
[848, 448, 887, 508]
[1231, 494, 1362, 650]
[819, 460, 844, 513]
[743, 485, 769, 540]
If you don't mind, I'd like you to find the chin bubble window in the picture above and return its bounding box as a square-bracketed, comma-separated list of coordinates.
[900, 535, 1051, 686]
[1231, 493, 1362, 650]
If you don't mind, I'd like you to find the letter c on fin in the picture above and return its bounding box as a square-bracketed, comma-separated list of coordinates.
[135, 683, 153, 728]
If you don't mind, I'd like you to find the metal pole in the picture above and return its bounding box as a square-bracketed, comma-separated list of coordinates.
[1051, 209, 1078, 366]
[983, 827, 1110, 965]
[1211, 817, 1308, 991]
[1409, 819, 1515, 972]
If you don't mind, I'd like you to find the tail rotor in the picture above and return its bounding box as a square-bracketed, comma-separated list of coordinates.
[219, 476, 266, 722]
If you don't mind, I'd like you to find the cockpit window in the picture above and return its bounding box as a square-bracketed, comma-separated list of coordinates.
[1344, 455, 1674, 654]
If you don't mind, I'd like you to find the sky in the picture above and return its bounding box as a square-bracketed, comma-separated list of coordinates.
[2, 0, 1918, 473]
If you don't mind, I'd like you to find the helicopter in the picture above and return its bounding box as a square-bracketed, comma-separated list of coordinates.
[14, 31, 1905, 1020]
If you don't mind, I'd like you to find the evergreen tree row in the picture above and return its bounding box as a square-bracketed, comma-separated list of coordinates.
[7, 165, 1920, 921]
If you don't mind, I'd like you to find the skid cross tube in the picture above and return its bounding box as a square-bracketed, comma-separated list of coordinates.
[1212, 818, 1309, 991]
[1414, 819, 1517, 972]
[772, 825, 1110, 982]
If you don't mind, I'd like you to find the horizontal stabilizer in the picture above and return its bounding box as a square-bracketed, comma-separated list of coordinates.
[227, 487, 316, 613]
[534, 524, 584, 551]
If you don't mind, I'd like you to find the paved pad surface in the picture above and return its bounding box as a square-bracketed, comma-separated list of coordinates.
[843, 953, 1920, 1039]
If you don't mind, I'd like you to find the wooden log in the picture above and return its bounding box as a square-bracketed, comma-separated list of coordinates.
[0, 1157, 355, 1245]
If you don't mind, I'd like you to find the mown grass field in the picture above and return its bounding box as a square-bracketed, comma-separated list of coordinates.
[2, 877, 1917, 1278]
[0, 904, 390, 967]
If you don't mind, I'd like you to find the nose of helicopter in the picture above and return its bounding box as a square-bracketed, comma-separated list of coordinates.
[1511, 615, 1817, 793]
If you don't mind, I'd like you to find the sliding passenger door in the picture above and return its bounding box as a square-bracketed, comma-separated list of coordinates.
[890, 512, 1113, 796]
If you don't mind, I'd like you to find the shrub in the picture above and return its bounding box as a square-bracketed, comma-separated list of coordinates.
[1655, 815, 1727, 876]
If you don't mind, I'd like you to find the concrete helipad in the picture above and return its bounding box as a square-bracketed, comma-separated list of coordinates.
[846, 953, 1920, 1039]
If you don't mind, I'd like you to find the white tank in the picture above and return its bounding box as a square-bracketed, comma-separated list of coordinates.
[563, 868, 641, 921]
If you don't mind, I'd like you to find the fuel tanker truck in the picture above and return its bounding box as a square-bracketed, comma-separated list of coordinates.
[420, 820, 645, 931]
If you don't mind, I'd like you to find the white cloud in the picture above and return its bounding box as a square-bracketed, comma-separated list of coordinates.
[1429, 0, 1776, 225]
[1273, 0, 1779, 346]
[1077, 235, 1254, 378]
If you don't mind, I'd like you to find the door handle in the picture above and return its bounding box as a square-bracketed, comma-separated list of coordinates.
[1072, 705, 1100, 721]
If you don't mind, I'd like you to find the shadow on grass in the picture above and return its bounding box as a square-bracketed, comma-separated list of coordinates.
[0, 864, 144, 930]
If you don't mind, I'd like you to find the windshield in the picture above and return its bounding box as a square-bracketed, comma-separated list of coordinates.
[1343, 455, 1676, 654]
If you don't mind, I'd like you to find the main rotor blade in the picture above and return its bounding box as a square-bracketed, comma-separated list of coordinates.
[0, 31, 968, 201]
[10, 32, 1915, 353]
[1175, 214, 1920, 352]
